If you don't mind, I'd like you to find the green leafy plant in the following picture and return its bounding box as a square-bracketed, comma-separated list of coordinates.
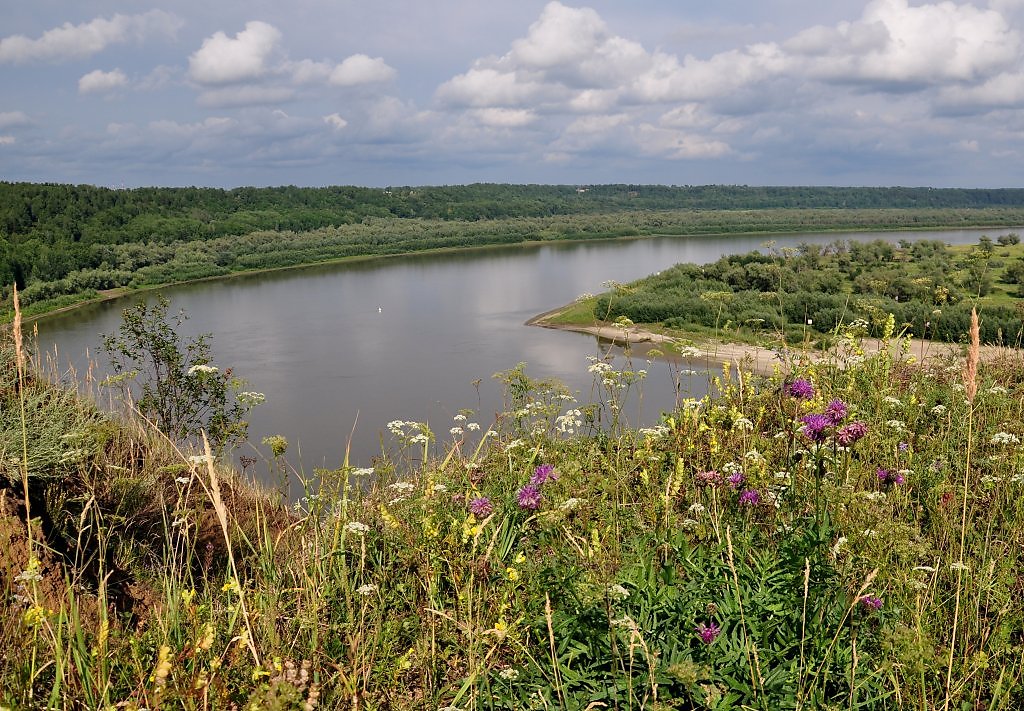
[101, 294, 261, 453]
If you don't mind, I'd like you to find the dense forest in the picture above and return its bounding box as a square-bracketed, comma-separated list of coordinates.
[592, 236, 1024, 344]
[5, 181, 1024, 316]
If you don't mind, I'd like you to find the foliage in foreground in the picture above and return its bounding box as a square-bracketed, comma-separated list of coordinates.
[2, 324, 1024, 709]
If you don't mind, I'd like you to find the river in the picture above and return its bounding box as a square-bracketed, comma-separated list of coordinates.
[34, 228, 1007, 475]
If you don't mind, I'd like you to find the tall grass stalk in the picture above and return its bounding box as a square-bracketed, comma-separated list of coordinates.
[945, 308, 980, 711]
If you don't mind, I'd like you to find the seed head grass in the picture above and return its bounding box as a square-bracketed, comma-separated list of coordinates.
[3, 324, 1024, 708]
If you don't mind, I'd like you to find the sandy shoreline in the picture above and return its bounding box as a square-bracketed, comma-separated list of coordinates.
[526, 306, 1001, 377]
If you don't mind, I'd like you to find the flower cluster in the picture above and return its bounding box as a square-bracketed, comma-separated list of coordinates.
[796, 396, 868, 447]
[515, 463, 561, 510]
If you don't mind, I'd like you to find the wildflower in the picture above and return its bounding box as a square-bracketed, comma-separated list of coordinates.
[800, 414, 831, 443]
[688, 502, 706, 515]
[990, 432, 1020, 445]
[695, 621, 722, 644]
[516, 485, 543, 510]
[467, 422, 481, 431]
[883, 395, 902, 407]
[931, 404, 947, 415]
[351, 467, 375, 477]
[836, 421, 868, 447]
[389, 481, 415, 493]
[727, 472, 745, 489]
[877, 468, 905, 485]
[738, 489, 760, 506]
[505, 567, 520, 582]
[498, 667, 519, 681]
[355, 584, 378, 596]
[530, 464, 558, 486]
[787, 378, 815, 400]
[898, 441, 910, 452]
[345, 521, 371, 535]
[187, 364, 218, 375]
[824, 399, 848, 425]
[695, 470, 723, 487]
[450, 427, 464, 436]
[468, 497, 494, 517]
[221, 578, 241, 595]
[860, 595, 883, 611]
[453, 414, 467, 422]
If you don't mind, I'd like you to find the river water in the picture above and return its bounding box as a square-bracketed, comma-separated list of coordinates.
[34, 228, 1004, 473]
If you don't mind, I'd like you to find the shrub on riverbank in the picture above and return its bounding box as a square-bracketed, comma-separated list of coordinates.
[2, 321, 1024, 708]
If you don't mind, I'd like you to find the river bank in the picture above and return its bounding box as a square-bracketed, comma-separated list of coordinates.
[525, 304, 1018, 377]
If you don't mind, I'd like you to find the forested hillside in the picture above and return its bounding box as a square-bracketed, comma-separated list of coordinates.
[5, 181, 1024, 317]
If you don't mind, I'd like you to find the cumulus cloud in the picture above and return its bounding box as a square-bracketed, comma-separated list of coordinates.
[0, 11, 181, 64]
[79, 68, 128, 94]
[189, 21, 282, 85]
[788, 0, 1020, 85]
[324, 112, 348, 130]
[0, 136, 15, 146]
[472, 108, 537, 128]
[0, 111, 31, 129]
[329, 54, 396, 86]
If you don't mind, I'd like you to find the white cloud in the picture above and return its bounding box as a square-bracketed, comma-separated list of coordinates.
[472, 108, 537, 128]
[189, 21, 282, 85]
[789, 0, 1020, 85]
[633, 124, 733, 159]
[938, 71, 1024, 110]
[0, 11, 181, 64]
[329, 54, 396, 86]
[0, 136, 15, 145]
[0, 111, 31, 129]
[324, 112, 348, 130]
[79, 68, 128, 94]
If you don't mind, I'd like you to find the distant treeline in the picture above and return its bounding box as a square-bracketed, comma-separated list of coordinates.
[5, 181, 1024, 316]
[594, 237, 1024, 344]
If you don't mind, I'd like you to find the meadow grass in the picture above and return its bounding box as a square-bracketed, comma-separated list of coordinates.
[2, 317, 1024, 709]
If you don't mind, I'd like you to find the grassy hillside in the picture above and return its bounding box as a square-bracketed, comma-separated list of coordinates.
[2, 315, 1024, 708]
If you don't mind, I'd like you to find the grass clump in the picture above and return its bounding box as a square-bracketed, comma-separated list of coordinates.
[2, 320, 1024, 709]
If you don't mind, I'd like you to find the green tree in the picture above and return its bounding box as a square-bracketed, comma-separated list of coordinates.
[101, 295, 260, 452]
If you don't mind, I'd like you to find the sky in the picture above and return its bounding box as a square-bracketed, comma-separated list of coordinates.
[3, 0, 1024, 188]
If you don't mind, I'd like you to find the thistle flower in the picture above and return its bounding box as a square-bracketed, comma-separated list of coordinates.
[530, 464, 558, 486]
[860, 594, 883, 611]
[517, 485, 543, 510]
[800, 413, 831, 443]
[787, 378, 815, 400]
[695, 621, 722, 644]
[836, 421, 868, 447]
[824, 399, 848, 425]
[877, 468, 904, 485]
[468, 497, 494, 517]
[695, 470, 723, 487]
[727, 472, 745, 489]
[738, 489, 760, 506]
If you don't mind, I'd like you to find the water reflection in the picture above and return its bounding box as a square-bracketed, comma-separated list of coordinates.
[35, 228, 1007, 476]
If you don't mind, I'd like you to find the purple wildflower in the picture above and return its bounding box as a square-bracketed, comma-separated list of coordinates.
[738, 489, 760, 506]
[468, 497, 494, 517]
[727, 472, 745, 489]
[898, 442, 909, 453]
[836, 421, 868, 447]
[824, 399, 849, 425]
[877, 468, 904, 486]
[516, 485, 543, 511]
[800, 413, 831, 443]
[530, 464, 558, 486]
[787, 378, 815, 400]
[860, 595, 883, 611]
[695, 621, 721, 645]
[695, 470, 723, 488]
